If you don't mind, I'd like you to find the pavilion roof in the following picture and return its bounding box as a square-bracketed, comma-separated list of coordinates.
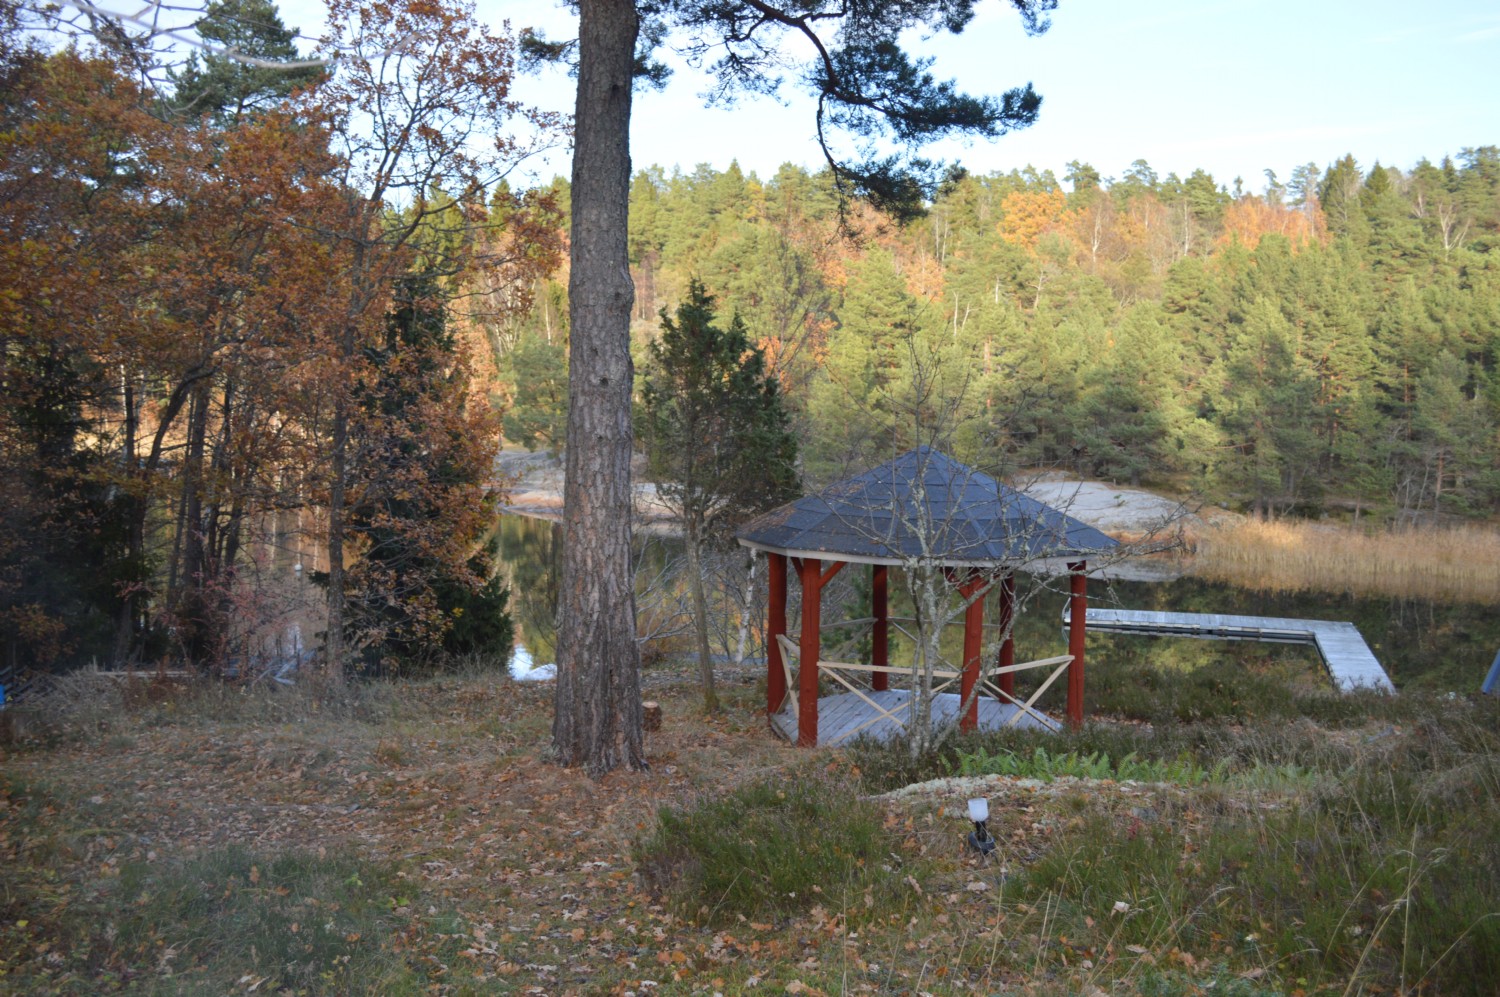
[736, 446, 1118, 567]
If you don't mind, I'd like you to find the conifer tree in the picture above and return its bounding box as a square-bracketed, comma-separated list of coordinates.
[170, 0, 321, 123]
[1207, 298, 1320, 516]
[345, 274, 514, 671]
[501, 333, 569, 453]
[638, 280, 798, 712]
[1074, 304, 1192, 485]
[807, 249, 925, 473]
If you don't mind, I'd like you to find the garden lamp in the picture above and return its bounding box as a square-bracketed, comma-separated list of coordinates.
[967, 797, 996, 856]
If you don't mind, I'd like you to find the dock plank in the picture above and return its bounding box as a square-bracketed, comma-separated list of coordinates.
[1067, 607, 1395, 693]
[770, 690, 1059, 747]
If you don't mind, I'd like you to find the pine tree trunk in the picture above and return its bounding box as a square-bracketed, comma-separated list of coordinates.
[552, 0, 645, 776]
[178, 382, 211, 651]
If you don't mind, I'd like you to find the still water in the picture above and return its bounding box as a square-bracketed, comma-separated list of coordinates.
[493, 514, 686, 679]
[492, 513, 1499, 692]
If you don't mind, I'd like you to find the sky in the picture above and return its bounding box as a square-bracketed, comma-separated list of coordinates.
[276, 0, 1500, 194]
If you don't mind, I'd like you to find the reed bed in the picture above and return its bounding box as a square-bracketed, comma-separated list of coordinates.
[1192, 518, 1500, 605]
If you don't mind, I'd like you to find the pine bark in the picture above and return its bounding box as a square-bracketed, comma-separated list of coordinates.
[552, 0, 646, 775]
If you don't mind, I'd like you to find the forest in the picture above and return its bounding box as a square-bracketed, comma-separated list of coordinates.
[3, 0, 1499, 681]
[500, 152, 1500, 520]
[0, 0, 558, 677]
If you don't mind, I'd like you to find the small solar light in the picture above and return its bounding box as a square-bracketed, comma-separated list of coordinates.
[967, 797, 995, 856]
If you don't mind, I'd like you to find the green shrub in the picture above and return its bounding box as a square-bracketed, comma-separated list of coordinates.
[1085, 655, 1307, 723]
[848, 721, 1251, 793]
[635, 775, 909, 925]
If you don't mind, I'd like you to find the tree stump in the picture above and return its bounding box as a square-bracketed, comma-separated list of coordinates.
[642, 700, 662, 732]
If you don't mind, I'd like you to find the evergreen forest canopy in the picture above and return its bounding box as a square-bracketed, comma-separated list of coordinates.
[501, 152, 1500, 522]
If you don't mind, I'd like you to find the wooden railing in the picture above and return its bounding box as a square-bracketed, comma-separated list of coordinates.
[774, 633, 1071, 744]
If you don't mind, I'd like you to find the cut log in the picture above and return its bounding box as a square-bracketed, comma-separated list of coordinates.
[642, 700, 662, 732]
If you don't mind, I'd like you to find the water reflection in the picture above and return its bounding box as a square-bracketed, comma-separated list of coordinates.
[508, 643, 557, 682]
[492, 513, 691, 678]
[489, 512, 1499, 691]
[494, 514, 564, 669]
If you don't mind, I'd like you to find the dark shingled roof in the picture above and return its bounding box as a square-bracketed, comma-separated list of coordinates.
[736, 447, 1118, 566]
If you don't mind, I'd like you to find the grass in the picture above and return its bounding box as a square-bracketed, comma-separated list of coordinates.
[849, 690, 1500, 995]
[105, 846, 417, 993]
[955, 744, 1229, 785]
[1192, 518, 1500, 605]
[1008, 721, 1500, 993]
[1081, 650, 1407, 726]
[0, 773, 425, 993]
[3, 654, 1498, 995]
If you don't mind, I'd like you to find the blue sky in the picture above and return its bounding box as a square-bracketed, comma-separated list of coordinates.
[280, 0, 1500, 193]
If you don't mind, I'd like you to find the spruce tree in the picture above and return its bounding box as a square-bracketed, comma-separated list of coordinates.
[345, 274, 514, 672]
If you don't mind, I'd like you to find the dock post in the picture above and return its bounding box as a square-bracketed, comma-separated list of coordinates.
[1067, 562, 1087, 727]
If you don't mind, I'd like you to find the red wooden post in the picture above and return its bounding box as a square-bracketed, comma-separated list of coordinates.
[798, 556, 822, 747]
[872, 564, 889, 692]
[960, 573, 985, 732]
[766, 553, 788, 716]
[1067, 561, 1087, 728]
[996, 572, 1016, 699]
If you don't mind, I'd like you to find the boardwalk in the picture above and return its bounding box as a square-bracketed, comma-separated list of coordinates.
[770, 689, 1060, 747]
[1066, 607, 1395, 693]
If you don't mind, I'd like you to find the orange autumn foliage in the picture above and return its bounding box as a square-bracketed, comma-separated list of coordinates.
[998, 188, 1069, 250]
[1219, 197, 1327, 251]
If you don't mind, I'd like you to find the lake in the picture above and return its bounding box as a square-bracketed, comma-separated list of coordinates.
[492, 513, 1499, 692]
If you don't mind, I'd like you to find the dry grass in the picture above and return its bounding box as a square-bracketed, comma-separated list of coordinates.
[1192, 518, 1500, 605]
[3, 663, 1496, 995]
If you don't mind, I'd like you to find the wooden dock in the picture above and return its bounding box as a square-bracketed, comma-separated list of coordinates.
[770, 689, 1060, 747]
[1064, 607, 1395, 692]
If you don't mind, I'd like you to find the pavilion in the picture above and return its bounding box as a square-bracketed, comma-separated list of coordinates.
[736, 447, 1119, 747]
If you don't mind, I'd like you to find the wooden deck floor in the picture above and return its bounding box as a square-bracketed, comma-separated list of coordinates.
[1067, 607, 1395, 692]
[770, 689, 1061, 747]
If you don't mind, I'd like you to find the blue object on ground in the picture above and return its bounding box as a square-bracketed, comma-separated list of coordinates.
[1483, 650, 1500, 696]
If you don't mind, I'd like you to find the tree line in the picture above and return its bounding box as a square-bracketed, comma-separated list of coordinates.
[500, 150, 1499, 521]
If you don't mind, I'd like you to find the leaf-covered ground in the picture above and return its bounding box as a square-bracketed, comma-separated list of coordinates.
[1, 667, 1486, 995]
